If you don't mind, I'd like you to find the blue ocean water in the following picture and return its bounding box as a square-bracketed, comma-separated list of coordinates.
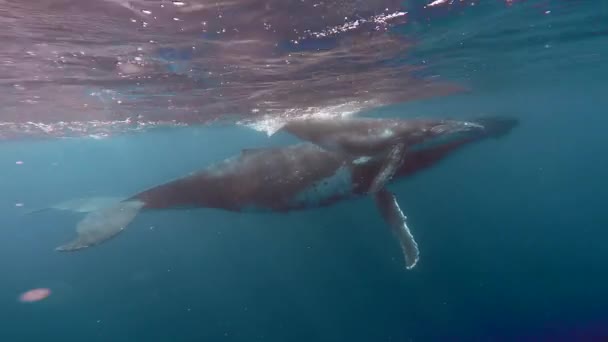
[2, 1, 608, 341]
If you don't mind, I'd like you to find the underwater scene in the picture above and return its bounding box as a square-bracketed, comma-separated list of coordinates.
[1, 0, 607, 341]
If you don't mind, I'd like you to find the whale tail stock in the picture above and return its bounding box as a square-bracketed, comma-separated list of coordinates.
[55, 200, 145, 252]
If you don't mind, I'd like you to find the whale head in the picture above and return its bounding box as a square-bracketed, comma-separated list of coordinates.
[388, 118, 485, 148]
[396, 116, 520, 148]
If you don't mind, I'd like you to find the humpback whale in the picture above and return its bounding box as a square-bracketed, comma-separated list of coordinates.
[50, 116, 517, 270]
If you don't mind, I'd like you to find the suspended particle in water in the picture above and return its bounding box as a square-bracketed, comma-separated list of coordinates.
[15, 161, 23, 165]
[18, 288, 51, 303]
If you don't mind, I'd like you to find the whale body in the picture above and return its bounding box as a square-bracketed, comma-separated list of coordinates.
[50, 116, 518, 270]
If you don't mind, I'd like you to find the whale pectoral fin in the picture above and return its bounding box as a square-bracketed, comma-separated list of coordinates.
[55, 200, 145, 252]
[374, 189, 420, 270]
[368, 142, 407, 193]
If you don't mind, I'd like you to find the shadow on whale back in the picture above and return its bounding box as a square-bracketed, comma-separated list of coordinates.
[48, 116, 519, 269]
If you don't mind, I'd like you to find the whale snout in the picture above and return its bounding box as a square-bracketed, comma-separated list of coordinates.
[428, 117, 519, 140]
[473, 116, 520, 139]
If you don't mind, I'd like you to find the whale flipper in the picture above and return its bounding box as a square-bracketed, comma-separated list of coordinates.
[368, 143, 407, 193]
[374, 188, 420, 270]
[55, 200, 145, 252]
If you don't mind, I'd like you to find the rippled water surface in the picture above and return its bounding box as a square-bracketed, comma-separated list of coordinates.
[4, 0, 603, 138]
